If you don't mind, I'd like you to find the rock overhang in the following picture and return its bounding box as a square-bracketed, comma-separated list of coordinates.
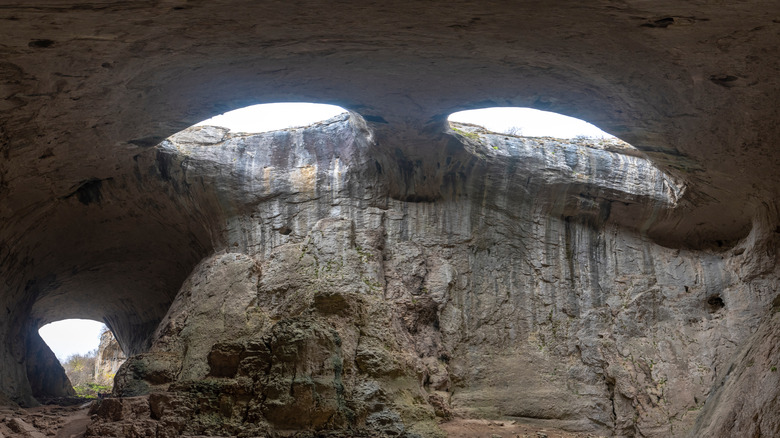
[20, 107, 687, 351]
[0, 1, 778, 433]
[166, 114, 685, 223]
[4, 87, 754, 393]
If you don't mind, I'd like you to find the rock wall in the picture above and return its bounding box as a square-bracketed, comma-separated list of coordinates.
[688, 303, 780, 437]
[94, 330, 126, 387]
[86, 117, 780, 437]
[3, 1, 780, 426]
[25, 330, 74, 401]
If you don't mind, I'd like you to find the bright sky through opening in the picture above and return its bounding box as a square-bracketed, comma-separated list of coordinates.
[39, 319, 105, 361]
[195, 103, 614, 139]
[196, 103, 348, 133]
[448, 107, 615, 139]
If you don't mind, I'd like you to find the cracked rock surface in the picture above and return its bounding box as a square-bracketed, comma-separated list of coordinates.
[1, 2, 780, 437]
[83, 120, 779, 437]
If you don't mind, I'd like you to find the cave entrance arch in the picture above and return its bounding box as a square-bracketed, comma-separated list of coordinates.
[31, 319, 125, 400]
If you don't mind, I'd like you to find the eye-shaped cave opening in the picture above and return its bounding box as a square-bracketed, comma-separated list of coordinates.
[30, 319, 126, 401]
[162, 101, 354, 181]
[193, 102, 349, 133]
[448, 106, 641, 155]
[445, 106, 686, 233]
[449, 107, 618, 140]
[157, 101, 359, 242]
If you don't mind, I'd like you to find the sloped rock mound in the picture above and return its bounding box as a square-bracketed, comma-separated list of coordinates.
[99, 218, 441, 437]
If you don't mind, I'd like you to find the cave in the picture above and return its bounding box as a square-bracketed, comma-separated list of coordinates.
[34, 319, 127, 398]
[2, 1, 780, 437]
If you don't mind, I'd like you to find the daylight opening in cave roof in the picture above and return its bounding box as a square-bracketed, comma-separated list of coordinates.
[449, 107, 617, 139]
[38, 319, 105, 361]
[195, 102, 349, 133]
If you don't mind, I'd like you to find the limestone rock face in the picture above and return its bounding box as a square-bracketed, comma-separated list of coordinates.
[85, 119, 779, 437]
[94, 330, 126, 386]
[2, 2, 780, 435]
[108, 217, 440, 437]
[689, 306, 780, 437]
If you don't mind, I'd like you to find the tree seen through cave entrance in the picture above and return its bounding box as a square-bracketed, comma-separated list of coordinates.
[39, 320, 126, 398]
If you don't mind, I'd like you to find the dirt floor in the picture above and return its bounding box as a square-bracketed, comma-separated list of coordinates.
[0, 399, 92, 438]
[438, 418, 606, 438]
[1, 401, 606, 438]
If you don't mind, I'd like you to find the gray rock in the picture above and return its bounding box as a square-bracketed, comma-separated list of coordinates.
[366, 410, 406, 436]
[2, 7, 780, 431]
[688, 307, 780, 437]
[96, 120, 780, 437]
[94, 330, 126, 387]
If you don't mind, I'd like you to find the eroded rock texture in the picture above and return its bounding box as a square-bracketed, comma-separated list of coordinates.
[94, 330, 126, 386]
[25, 331, 74, 401]
[80, 119, 777, 437]
[2, 2, 780, 438]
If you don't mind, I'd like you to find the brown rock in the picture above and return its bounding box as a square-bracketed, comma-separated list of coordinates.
[7, 418, 46, 438]
[89, 397, 150, 422]
[1, 3, 780, 438]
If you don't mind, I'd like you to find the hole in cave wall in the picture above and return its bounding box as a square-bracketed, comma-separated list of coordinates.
[33, 319, 126, 399]
[446, 106, 644, 160]
[448, 107, 623, 140]
[193, 102, 349, 133]
[444, 105, 711, 252]
[707, 295, 725, 312]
